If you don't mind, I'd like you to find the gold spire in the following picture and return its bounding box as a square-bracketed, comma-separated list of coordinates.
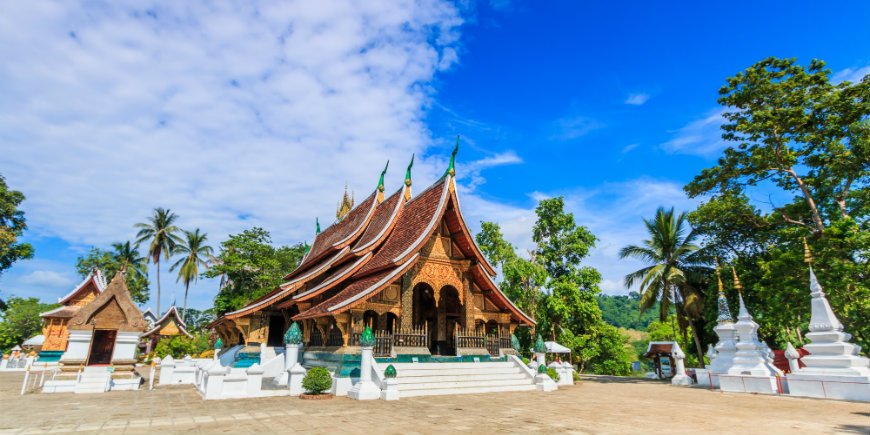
[803, 237, 813, 265]
[336, 184, 354, 221]
[732, 267, 743, 296]
[715, 257, 724, 295]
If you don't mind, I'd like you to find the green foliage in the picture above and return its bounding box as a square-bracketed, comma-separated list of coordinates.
[619, 207, 707, 364]
[205, 228, 307, 315]
[546, 367, 560, 382]
[154, 333, 210, 358]
[0, 297, 56, 352]
[0, 175, 34, 298]
[684, 57, 870, 353]
[477, 198, 634, 376]
[76, 244, 150, 304]
[181, 308, 216, 332]
[302, 367, 333, 394]
[597, 292, 659, 330]
[170, 228, 213, 319]
[135, 207, 183, 313]
[646, 315, 700, 367]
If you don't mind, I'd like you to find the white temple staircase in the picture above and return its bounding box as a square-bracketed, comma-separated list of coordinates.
[74, 367, 112, 394]
[390, 361, 535, 397]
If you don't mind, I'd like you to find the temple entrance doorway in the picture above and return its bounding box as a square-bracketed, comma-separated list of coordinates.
[266, 315, 285, 347]
[440, 286, 462, 355]
[87, 329, 117, 365]
[413, 283, 437, 354]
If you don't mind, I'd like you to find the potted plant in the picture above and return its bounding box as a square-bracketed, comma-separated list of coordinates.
[300, 367, 334, 400]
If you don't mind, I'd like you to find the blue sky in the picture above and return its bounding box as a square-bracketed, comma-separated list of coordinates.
[2, 1, 869, 313]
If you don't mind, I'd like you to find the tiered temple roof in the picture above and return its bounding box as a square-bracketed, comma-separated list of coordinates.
[212, 153, 533, 328]
[40, 268, 107, 319]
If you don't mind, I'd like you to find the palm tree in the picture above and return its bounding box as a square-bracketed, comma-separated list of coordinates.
[170, 229, 213, 320]
[135, 208, 182, 315]
[619, 207, 706, 365]
[111, 241, 148, 280]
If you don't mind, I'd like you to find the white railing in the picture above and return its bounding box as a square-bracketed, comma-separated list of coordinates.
[20, 362, 61, 395]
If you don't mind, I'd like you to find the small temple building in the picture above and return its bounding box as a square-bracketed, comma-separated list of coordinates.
[141, 306, 192, 354]
[209, 146, 534, 362]
[38, 269, 108, 362]
[59, 269, 149, 371]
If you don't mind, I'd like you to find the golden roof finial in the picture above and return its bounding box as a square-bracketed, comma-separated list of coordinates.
[803, 237, 814, 265]
[715, 257, 724, 295]
[732, 267, 743, 296]
[336, 184, 354, 221]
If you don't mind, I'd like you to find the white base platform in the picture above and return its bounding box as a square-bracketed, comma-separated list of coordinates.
[694, 369, 721, 388]
[719, 374, 782, 395]
[787, 373, 870, 402]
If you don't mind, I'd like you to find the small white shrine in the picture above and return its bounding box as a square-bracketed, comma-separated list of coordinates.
[787, 243, 870, 402]
[718, 271, 783, 395]
[696, 264, 739, 388]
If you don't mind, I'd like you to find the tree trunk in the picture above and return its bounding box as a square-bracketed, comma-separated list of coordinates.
[786, 168, 825, 233]
[182, 282, 189, 324]
[156, 260, 161, 315]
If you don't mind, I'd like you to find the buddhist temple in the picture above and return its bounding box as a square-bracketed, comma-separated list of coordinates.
[38, 268, 108, 362]
[209, 145, 534, 364]
[141, 306, 192, 353]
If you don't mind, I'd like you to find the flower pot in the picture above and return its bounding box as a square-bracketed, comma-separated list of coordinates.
[299, 393, 335, 400]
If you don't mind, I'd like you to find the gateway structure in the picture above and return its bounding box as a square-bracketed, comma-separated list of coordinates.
[209, 146, 539, 396]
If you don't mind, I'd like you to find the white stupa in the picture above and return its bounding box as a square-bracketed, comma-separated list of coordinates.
[787, 240, 870, 402]
[718, 270, 783, 395]
[697, 263, 739, 388]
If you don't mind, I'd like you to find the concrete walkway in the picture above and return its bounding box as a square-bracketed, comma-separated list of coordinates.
[0, 372, 867, 434]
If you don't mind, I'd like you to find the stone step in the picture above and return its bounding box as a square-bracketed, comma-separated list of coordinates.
[391, 362, 512, 370]
[397, 378, 533, 390]
[395, 372, 528, 384]
[399, 383, 536, 397]
[395, 366, 523, 378]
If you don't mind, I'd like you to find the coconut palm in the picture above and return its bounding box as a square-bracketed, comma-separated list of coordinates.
[170, 229, 213, 320]
[135, 208, 182, 315]
[111, 241, 148, 280]
[619, 207, 706, 364]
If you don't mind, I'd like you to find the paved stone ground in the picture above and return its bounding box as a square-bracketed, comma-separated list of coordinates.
[0, 372, 868, 434]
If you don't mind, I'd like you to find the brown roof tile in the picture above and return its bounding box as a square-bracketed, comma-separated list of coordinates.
[356, 178, 449, 276]
[351, 188, 403, 254]
[286, 191, 377, 279]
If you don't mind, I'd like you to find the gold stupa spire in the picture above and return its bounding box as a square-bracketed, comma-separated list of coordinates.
[732, 267, 743, 296]
[803, 237, 813, 265]
[336, 184, 354, 221]
[715, 257, 724, 295]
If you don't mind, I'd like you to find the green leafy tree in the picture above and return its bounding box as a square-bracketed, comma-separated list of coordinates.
[619, 207, 706, 364]
[685, 57, 869, 352]
[477, 198, 632, 375]
[646, 315, 700, 367]
[76, 243, 150, 304]
[0, 297, 56, 352]
[135, 208, 182, 315]
[170, 229, 213, 320]
[182, 308, 216, 332]
[597, 292, 660, 330]
[0, 175, 34, 305]
[686, 57, 870, 233]
[204, 227, 306, 315]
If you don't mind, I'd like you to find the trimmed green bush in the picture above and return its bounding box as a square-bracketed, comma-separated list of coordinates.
[302, 367, 332, 395]
[547, 367, 560, 382]
[521, 357, 530, 365]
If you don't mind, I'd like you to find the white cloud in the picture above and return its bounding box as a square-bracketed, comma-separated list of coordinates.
[550, 115, 603, 141]
[624, 93, 650, 106]
[463, 178, 700, 296]
[621, 143, 639, 155]
[0, 1, 465, 309]
[661, 108, 726, 157]
[18, 270, 75, 288]
[832, 65, 870, 84]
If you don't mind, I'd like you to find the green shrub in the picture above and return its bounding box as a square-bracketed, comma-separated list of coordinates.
[154, 335, 197, 358]
[547, 367, 560, 382]
[302, 367, 332, 394]
[521, 357, 530, 365]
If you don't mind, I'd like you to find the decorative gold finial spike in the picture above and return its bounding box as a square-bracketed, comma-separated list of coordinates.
[732, 267, 743, 295]
[803, 237, 814, 265]
[715, 257, 724, 295]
